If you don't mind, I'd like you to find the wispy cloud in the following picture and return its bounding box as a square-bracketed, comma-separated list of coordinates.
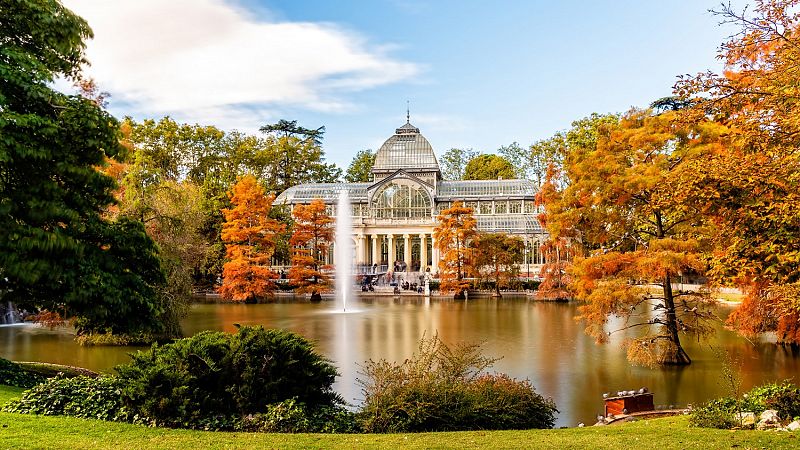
[412, 114, 469, 133]
[62, 0, 419, 129]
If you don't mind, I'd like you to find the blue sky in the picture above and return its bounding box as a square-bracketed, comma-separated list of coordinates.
[63, 0, 741, 169]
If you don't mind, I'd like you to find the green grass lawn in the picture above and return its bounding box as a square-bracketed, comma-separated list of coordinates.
[0, 385, 797, 449]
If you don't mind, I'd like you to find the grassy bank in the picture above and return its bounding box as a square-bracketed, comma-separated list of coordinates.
[1, 386, 798, 449]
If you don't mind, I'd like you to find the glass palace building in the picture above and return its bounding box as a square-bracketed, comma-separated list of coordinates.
[274, 119, 547, 278]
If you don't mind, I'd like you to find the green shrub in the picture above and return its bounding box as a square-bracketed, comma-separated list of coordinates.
[689, 397, 738, 429]
[2, 375, 133, 422]
[116, 325, 340, 429]
[742, 381, 800, 418]
[238, 399, 360, 433]
[0, 358, 46, 388]
[691, 382, 800, 429]
[357, 334, 556, 432]
[76, 331, 158, 346]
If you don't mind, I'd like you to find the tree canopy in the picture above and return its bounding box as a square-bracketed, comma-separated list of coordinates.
[288, 199, 334, 300]
[463, 154, 517, 180]
[219, 176, 284, 302]
[439, 148, 479, 180]
[540, 109, 719, 366]
[434, 202, 478, 300]
[344, 149, 375, 182]
[472, 233, 524, 298]
[674, 0, 800, 344]
[0, 0, 165, 335]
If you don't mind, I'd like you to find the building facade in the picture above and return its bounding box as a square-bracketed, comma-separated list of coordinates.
[274, 119, 547, 279]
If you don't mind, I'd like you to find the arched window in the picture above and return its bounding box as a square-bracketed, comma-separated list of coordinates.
[372, 181, 432, 219]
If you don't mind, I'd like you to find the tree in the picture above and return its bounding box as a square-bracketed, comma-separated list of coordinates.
[434, 202, 478, 300]
[344, 149, 375, 182]
[541, 108, 719, 366]
[219, 176, 284, 302]
[472, 233, 524, 298]
[675, 0, 800, 345]
[463, 154, 517, 180]
[288, 199, 334, 301]
[0, 0, 165, 335]
[118, 180, 207, 336]
[260, 120, 341, 194]
[439, 148, 479, 180]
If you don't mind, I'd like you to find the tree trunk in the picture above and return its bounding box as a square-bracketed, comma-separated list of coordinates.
[454, 289, 466, 300]
[661, 273, 691, 365]
[493, 266, 502, 298]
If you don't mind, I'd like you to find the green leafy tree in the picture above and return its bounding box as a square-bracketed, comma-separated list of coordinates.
[463, 154, 517, 180]
[439, 148, 479, 180]
[344, 149, 375, 182]
[473, 233, 525, 298]
[0, 0, 165, 335]
[260, 120, 342, 193]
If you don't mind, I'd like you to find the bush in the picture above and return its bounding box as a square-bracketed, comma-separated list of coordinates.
[0, 358, 46, 388]
[239, 399, 360, 433]
[2, 375, 133, 422]
[690, 382, 800, 429]
[743, 381, 800, 419]
[115, 325, 341, 429]
[689, 397, 738, 429]
[357, 334, 556, 432]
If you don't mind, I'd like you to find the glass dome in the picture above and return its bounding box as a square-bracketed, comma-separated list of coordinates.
[372, 121, 440, 174]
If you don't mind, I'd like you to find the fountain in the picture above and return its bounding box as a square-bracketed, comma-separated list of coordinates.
[0, 301, 22, 325]
[334, 190, 355, 312]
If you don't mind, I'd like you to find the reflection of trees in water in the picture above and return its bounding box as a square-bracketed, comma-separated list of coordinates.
[3, 300, 798, 427]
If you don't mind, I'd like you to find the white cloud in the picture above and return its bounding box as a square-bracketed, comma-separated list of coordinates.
[62, 0, 419, 128]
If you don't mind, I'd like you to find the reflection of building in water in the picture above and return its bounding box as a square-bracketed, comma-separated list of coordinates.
[275, 116, 547, 280]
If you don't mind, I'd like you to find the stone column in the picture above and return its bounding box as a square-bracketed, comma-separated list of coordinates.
[419, 233, 428, 272]
[387, 234, 395, 269]
[371, 235, 379, 267]
[356, 234, 365, 266]
[431, 235, 439, 275]
[403, 234, 411, 274]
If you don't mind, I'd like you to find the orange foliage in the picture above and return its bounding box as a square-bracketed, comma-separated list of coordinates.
[218, 176, 284, 301]
[288, 199, 334, 294]
[434, 202, 478, 299]
[30, 310, 67, 329]
[675, 0, 800, 344]
[538, 109, 720, 365]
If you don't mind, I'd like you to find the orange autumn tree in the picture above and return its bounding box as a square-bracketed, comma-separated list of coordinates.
[219, 176, 284, 302]
[434, 202, 478, 300]
[535, 165, 575, 301]
[544, 108, 720, 366]
[472, 232, 524, 298]
[289, 199, 334, 302]
[675, 0, 800, 344]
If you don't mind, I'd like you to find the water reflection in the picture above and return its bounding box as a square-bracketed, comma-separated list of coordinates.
[1, 297, 798, 428]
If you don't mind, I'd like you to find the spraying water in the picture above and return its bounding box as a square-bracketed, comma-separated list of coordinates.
[334, 190, 354, 312]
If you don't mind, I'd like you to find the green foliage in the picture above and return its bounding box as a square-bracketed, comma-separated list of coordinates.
[463, 154, 517, 180]
[0, 0, 165, 336]
[115, 326, 340, 429]
[688, 398, 738, 429]
[691, 381, 800, 429]
[439, 148, 479, 180]
[3, 375, 133, 422]
[745, 382, 800, 420]
[344, 149, 375, 182]
[358, 335, 556, 432]
[240, 399, 360, 433]
[75, 331, 159, 347]
[0, 358, 46, 388]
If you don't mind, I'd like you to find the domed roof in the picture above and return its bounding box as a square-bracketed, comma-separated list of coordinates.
[372, 120, 440, 174]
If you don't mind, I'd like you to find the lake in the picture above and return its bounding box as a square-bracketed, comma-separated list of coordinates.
[1, 295, 798, 427]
